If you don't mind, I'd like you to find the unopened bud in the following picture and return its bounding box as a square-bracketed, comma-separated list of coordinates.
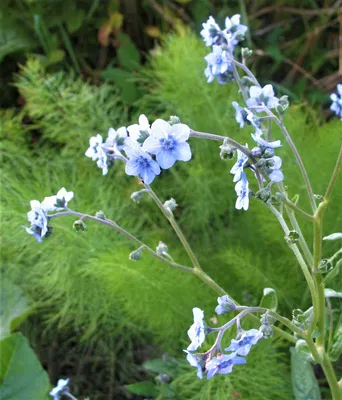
[286, 230, 300, 244]
[95, 210, 106, 219]
[131, 190, 145, 203]
[129, 246, 144, 261]
[317, 258, 333, 274]
[263, 148, 275, 158]
[242, 47, 253, 58]
[164, 198, 178, 214]
[255, 188, 272, 203]
[251, 146, 262, 158]
[73, 219, 86, 232]
[220, 139, 235, 160]
[156, 241, 169, 256]
[168, 115, 180, 125]
[260, 324, 273, 338]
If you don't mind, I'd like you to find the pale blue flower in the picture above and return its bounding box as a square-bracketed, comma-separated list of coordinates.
[232, 102, 257, 128]
[42, 188, 74, 212]
[206, 353, 246, 379]
[215, 295, 236, 315]
[204, 46, 233, 84]
[251, 130, 282, 149]
[247, 85, 279, 110]
[330, 84, 342, 120]
[85, 134, 108, 175]
[187, 308, 206, 351]
[235, 173, 249, 211]
[23, 200, 49, 242]
[142, 119, 191, 169]
[230, 146, 249, 182]
[105, 126, 127, 150]
[200, 16, 222, 46]
[22, 226, 44, 243]
[50, 378, 69, 400]
[184, 350, 203, 379]
[224, 14, 248, 46]
[225, 329, 263, 356]
[125, 141, 161, 185]
[127, 114, 151, 145]
[266, 156, 284, 182]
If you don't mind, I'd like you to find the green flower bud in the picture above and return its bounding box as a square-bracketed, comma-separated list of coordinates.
[131, 190, 145, 203]
[317, 258, 333, 274]
[164, 198, 178, 214]
[286, 230, 300, 244]
[156, 241, 168, 255]
[95, 210, 106, 219]
[260, 324, 273, 338]
[73, 219, 86, 232]
[168, 115, 180, 125]
[219, 139, 235, 160]
[240, 76, 255, 87]
[255, 188, 272, 203]
[241, 47, 253, 58]
[129, 246, 144, 262]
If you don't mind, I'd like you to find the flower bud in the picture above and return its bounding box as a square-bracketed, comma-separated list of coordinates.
[129, 246, 144, 261]
[317, 258, 333, 274]
[276, 95, 289, 114]
[168, 115, 180, 125]
[255, 188, 272, 203]
[164, 198, 178, 214]
[262, 148, 275, 158]
[155, 373, 171, 384]
[240, 76, 255, 87]
[219, 143, 235, 160]
[73, 219, 86, 232]
[251, 147, 262, 158]
[241, 47, 253, 58]
[260, 324, 273, 338]
[130, 190, 145, 203]
[95, 210, 106, 219]
[286, 230, 300, 244]
[156, 241, 168, 256]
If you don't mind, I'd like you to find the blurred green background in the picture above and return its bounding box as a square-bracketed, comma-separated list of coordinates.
[1, 1, 341, 399]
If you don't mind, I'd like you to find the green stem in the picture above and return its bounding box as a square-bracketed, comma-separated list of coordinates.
[320, 354, 342, 400]
[324, 147, 342, 202]
[282, 196, 314, 222]
[49, 210, 193, 273]
[144, 184, 202, 270]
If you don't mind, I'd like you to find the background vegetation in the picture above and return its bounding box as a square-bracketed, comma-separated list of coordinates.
[1, 1, 341, 399]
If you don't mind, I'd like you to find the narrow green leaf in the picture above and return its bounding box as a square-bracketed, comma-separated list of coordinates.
[290, 347, 321, 400]
[125, 381, 159, 397]
[0, 333, 50, 399]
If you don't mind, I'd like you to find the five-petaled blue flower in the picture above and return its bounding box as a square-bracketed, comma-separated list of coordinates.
[225, 329, 263, 356]
[215, 295, 236, 314]
[187, 308, 206, 351]
[235, 173, 249, 211]
[206, 353, 246, 379]
[49, 378, 70, 400]
[224, 14, 248, 47]
[142, 119, 191, 169]
[330, 84, 342, 120]
[200, 16, 222, 47]
[125, 140, 161, 185]
[42, 188, 74, 212]
[22, 200, 49, 242]
[247, 85, 279, 110]
[230, 146, 249, 182]
[184, 350, 204, 379]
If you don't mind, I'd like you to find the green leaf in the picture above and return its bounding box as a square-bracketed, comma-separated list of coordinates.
[259, 287, 278, 312]
[66, 9, 85, 33]
[329, 322, 342, 362]
[160, 383, 176, 398]
[0, 278, 34, 338]
[323, 233, 342, 241]
[0, 333, 50, 399]
[125, 381, 159, 397]
[143, 359, 180, 378]
[100, 68, 138, 103]
[117, 32, 140, 71]
[290, 347, 321, 400]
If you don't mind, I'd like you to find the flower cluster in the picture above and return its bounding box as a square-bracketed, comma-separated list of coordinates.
[330, 84, 342, 120]
[22, 188, 73, 242]
[185, 297, 263, 380]
[201, 15, 248, 84]
[85, 115, 192, 185]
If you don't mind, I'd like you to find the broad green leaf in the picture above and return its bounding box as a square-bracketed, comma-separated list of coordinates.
[100, 68, 138, 103]
[66, 9, 85, 33]
[117, 32, 140, 71]
[323, 233, 342, 241]
[143, 359, 180, 378]
[0, 278, 34, 338]
[125, 381, 159, 397]
[0, 333, 50, 399]
[324, 289, 342, 298]
[259, 287, 278, 312]
[290, 347, 321, 400]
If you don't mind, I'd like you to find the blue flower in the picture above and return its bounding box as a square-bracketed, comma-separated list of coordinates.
[251, 130, 281, 149]
[105, 126, 127, 150]
[206, 353, 246, 379]
[230, 146, 249, 182]
[247, 85, 279, 110]
[330, 84, 342, 120]
[224, 14, 248, 46]
[200, 16, 222, 46]
[215, 295, 236, 315]
[204, 46, 234, 84]
[187, 308, 206, 351]
[184, 350, 203, 379]
[50, 378, 69, 400]
[235, 173, 249, 211]
[225, 329, 263, 356]
[266, 156, 284, 182]
[232, 102, 259, 128]
[127, 114, 151, 145]
[142, 119, 191, 169]
[85, 134, 108, 175]
[125, 140, 161, 185]
[23, 200, 49, 242]
[42, 188, 74, 212]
